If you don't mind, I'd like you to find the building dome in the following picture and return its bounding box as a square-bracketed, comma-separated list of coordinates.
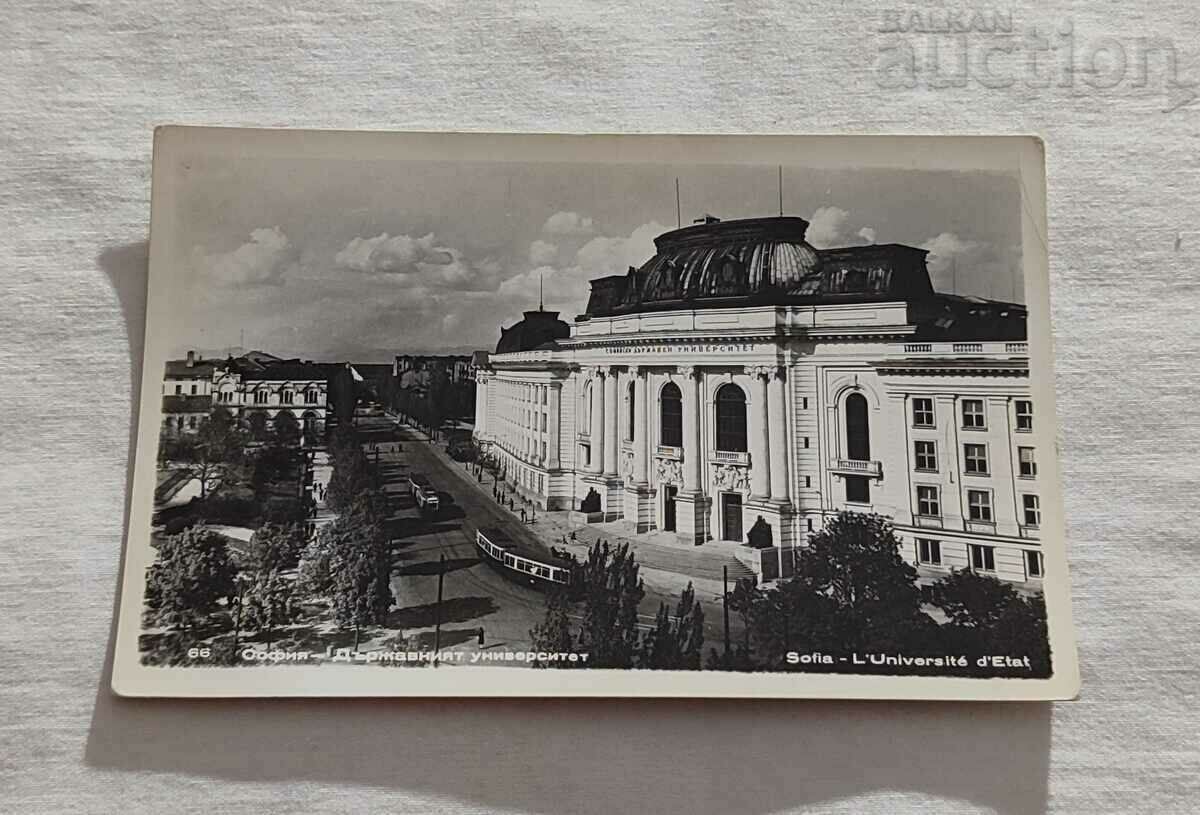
[495, 309, 570, 354]
[637, 216, 819, 304]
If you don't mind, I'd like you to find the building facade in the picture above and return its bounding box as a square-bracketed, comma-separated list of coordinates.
[475, 216, 1046, 586]
[161, 351, 333, 442]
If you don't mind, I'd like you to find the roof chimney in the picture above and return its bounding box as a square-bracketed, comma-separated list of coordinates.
[186, 350, 195, 367]
[694, 214, 721, 224]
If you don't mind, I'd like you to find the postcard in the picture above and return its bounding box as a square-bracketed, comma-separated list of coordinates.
[111, 129, 1078, 699]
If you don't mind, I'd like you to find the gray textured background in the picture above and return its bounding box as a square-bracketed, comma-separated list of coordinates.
[2, 1, 1197, 813]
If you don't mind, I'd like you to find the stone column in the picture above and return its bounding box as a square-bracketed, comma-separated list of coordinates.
[587, 367, 604, 474]
[631, 366, 649, 485]
[768, 366, 790, 503]
[547, 383, 561, 470]
[680, 365, 702, 492]
[602, 366, 619, 477]
[746, 365, 772, 501]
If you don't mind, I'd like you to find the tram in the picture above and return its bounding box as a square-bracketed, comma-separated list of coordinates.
[476, 527, 574, 590]
[408, 472, 440, 514]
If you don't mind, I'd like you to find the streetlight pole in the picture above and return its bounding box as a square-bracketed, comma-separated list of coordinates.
[433, 553, 446, 666]
[722, 565, 731, 665]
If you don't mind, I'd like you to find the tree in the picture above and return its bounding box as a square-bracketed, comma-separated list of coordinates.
[246, 411, 269, 441]
[145, 526, 238, 632]
[242, 569, 297, 649]
[639, 582, 705, 669]
[929, 568, 1022, 629]
[793, 512, 930, 650]
[727, 578, 758, 656]
[176, 410, 246, 499]
[328, 505, 394, 651]
[930, 570, 1052, 677]
[271, 410, 300, 448]
[248, 522, 305, 572]
[529, 588, 575, 663]
[297, 523, 337, 598]
[576, 540, 645, 668]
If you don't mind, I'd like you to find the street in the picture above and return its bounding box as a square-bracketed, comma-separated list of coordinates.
[355, 412, 734, 661]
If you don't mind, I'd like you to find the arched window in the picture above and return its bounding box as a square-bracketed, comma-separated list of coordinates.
[715, 384, 747, 452]
[254, 389, 268, 405]
[845, 393, 870, 460]
[582, 381, 593, 431]
[660, 383, 682, 447]
[281, 389, 294, 405]
[626, 381, 636, 441]
[306, 388, 319, 404]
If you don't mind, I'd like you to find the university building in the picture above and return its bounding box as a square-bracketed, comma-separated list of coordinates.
[474, 215, 1046, 585]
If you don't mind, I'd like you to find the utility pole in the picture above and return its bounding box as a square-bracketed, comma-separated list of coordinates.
[722, 565, 731, 664]
[675, 177, 681, 229]
[433, 553, 446, 665]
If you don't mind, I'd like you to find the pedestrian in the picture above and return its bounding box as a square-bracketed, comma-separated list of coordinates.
[520, 507, 526, 523]
[476, 627, 485, 647]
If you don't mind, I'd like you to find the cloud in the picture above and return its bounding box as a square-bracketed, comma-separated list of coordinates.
[921, 232, 983, 277]
[920, 232, 1022, 299]
[529, 239, 558, 265]
[333, 232, 499, 291]
[192, 227, 297, 287]
[542, 211, 595, 236]
[857, 226, 877, 244]
[805, 206, 850, 249]
[498, 221, 668, 318]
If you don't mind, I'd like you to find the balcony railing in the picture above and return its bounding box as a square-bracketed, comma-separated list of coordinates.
[655, 444, 683, 460]
[832, 458, 882, 478]
[901, 341, 1024, 356]
[712, 449, 749, 466]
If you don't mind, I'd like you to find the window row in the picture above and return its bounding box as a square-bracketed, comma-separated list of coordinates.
[911, 397, 1033, 431]
[912, 441, 1037, 477]
[915, 486, 1041, 526]
[589, 381, 744, 453]
[916, 538, 1044, 578]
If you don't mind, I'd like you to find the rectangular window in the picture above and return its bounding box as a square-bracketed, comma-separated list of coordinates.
[1018, 446, 1037, 477]
[1015, 400, 1034, 431]
[967, 489, 993, 522]
[1026, 550, 1044, 578]
[190, 384, 197, 395]
[962, 399, 986, 429]
[175, 384, 182, 394]
[846, 476, 870, 503]
[1023, 494, 1041, 527]
[541, 413, 547, 432]
[917, 538, 942, 566]
[804, 475, 811, 488]
[916, 485, 940, 517]
[914, 440, 937, 471]
[970, 544, 996, 572]
[912, 397, 935, 428]
[541, 442, 547, 461]
[963, 443, 989, 474]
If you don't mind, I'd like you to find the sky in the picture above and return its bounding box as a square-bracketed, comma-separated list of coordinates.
[163, 154, 1025, 362]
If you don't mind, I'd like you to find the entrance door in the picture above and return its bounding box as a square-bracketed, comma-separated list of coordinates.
[722, 493, 743, 542]
[663, 485, 677, 532]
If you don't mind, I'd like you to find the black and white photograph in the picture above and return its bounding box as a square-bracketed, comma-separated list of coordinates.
[111, 130, 1077, 699]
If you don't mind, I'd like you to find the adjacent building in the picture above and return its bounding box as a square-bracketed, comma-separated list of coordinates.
[161, 350, 357, 442]
[474, 215, 1046, 585]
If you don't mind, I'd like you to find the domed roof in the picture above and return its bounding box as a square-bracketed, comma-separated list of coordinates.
[636, 216, 819, 304]
[496, 309, 570, 354]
